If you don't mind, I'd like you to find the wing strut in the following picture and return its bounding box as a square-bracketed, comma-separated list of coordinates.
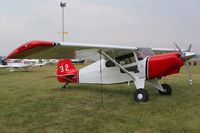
[99, 50, 103, 104]
[100, 51, 136, 81]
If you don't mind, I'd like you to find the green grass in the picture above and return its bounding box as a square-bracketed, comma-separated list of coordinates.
[0, 64, 200, 133]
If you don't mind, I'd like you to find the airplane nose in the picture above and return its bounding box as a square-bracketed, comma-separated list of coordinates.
[147, 52, 185, 80]
[181, 52, 196, 61]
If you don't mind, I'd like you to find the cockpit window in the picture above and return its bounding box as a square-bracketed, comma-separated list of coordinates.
[135, 48, 155, 60]
[115, 53, 135, 65]
[106, 53, 135, 67]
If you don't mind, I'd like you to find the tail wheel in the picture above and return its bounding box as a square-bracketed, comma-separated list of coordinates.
[159, 84, 172, 95]
[134, 89, 149, 102]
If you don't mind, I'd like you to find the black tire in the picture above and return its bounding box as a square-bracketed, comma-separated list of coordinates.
[159, 84, 172, 95]
[134, 89, 149, 102]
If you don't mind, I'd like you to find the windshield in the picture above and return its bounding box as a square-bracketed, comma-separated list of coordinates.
[135, 48, 155, 60]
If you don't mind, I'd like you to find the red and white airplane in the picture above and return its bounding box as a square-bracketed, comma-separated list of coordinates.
[5, 40, 198, 102]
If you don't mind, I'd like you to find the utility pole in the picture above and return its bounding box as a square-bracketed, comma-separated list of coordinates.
[60, 2, 66, 42]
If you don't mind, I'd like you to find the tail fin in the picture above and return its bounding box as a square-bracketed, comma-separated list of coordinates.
[57, 59, 78, 83]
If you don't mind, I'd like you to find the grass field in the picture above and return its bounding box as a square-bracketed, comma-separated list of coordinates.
[0, 64, 200, 133]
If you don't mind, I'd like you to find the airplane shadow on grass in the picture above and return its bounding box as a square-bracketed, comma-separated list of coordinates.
[50, 84, 175, 104]
[51, 84, 135, 97]
[51, 83, 175, 99]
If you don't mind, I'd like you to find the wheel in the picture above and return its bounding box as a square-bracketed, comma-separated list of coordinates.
[134, 89, 149, 102]
[159, 84, 172, 95]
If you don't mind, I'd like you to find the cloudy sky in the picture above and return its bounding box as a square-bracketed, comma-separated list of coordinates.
[0, 0, 200, 55]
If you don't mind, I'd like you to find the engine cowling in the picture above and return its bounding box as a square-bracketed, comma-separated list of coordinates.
[147, 52, 185, 79]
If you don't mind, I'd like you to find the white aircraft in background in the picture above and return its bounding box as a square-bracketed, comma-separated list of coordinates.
[0, 58, 47, 71]
[71, 59, 85, 64]
[5, 40, 199, 102]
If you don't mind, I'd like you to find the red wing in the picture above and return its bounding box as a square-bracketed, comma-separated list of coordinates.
[6, 40, 76, 59]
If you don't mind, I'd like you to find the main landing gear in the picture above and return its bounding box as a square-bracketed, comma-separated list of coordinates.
[133, 84, 172, 102]
[134, 89, 149, 102]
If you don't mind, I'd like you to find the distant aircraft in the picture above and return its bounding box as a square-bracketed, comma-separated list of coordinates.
[5, 40, 199, 102]
[0, 58, 46, 71]
[71, 59, 85, 64]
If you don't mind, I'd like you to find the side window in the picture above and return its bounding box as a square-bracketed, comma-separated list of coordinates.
[105, 53, 136, 67]
[130, 56, 135, 63]
[106, 60, 115, 67]
[125, 58, 130, 64]
[115, 53, 135, 65]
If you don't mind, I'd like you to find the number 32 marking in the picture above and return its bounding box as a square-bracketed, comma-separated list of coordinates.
[60, 64, 69, 72]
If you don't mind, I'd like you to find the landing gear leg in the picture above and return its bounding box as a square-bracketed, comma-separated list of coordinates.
[62, 82, 71, 89]
[148, 79, 172, 96]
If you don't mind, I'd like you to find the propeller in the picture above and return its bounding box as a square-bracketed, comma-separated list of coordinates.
[174, 42, 193, 85]
[187, 44, 192, 52]
[174, 42, 185, 57]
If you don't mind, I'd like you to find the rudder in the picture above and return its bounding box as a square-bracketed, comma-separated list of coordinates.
[57, 59, 78, 83]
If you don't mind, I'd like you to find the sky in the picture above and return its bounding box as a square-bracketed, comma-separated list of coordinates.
[0, 0, 200, 55]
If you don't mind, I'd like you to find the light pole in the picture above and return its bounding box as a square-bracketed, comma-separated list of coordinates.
[60, 2, 66, 42]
